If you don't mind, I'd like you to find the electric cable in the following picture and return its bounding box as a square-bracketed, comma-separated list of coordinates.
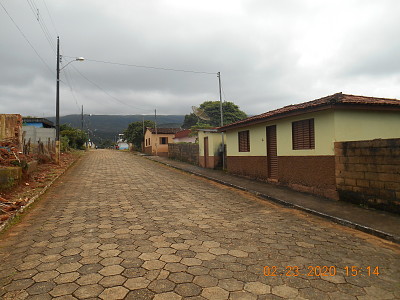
[0, 1, 54, 75]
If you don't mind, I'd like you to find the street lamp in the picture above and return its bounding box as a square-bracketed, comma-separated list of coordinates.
[55, 36, 84, 163]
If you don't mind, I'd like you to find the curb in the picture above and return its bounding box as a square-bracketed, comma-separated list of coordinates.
[145, 156, 400, 245]
[0, 154, 83, 234]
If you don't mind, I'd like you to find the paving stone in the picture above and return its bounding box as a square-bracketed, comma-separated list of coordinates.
[193, 275, 218, 287]
[26, 281, 56, 295]
[164, 263, 187, 273]
[76, 273, 103, 285]
[228, 249, 248, 258]
[49, 283, 79, 297]
[56, 263, 82, 274]
[139, 252, 161, 261]
[217, 278, 244, 291]
[78, 263, 103, 275]
[73, 284, 104, 298]
[99, 286, 129, 299]
[201, 286, 229, 300]
[175, 282, 202, 297]
[142, 260, 166, 270]
[2, 290, 29, 300]
[160, 254, 181, 263]
[153, 291, 182, 300]
[124, 277, 150, 290]
[147, 279, 175, 293]
[181, 258, 202, 266]
[230, 291, 257, 300]
[168, 272, 194, 283]
[99, 265, 124, 276]
[272, 284, 299, 298]
[244, 281, 271, 295]
[5, 279, 34, 292]
[125, 288, 155, 300]
[195, 252, 216, 261]
[32, 270, 59, 282]
[0, 150, 399, 300]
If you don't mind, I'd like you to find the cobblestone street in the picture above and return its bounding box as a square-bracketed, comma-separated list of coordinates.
[0, 150, 399, 299]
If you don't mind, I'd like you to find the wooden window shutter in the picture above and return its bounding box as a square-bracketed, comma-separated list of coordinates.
[238, 130, 250, 152]
[292, 119, 315, 150]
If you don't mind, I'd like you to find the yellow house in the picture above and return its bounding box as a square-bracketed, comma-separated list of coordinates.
[219, 93, 400, 199]
[144, 127, 181, 156]
[198, 129, 224, 169]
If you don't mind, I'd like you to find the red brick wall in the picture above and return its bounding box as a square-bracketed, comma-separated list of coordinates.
[335, 139, 400, 213]
[227, 156, 268, 180]
[278, 156, 337, 199]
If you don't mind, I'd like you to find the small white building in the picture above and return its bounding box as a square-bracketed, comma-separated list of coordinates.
[117, 134, 129, 150]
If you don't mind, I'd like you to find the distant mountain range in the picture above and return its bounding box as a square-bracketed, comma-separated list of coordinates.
[47, 115, 185, 145]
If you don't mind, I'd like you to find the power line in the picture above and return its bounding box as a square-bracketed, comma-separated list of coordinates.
[0, 1, 54, 75]
[42, 0, 58, 37]
[61, 67, 82, 113]
[70, 64, 152, 112]
[26, 0, 56, 53]
[64, 56, 217, 75]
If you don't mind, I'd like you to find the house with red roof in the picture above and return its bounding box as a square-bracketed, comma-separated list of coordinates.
[217, 93, 400, 199]
[144, 127, 181, 156]
[173, 129, 196, 143]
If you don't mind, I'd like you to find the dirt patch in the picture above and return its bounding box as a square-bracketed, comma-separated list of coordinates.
[0, 151, 82, 227]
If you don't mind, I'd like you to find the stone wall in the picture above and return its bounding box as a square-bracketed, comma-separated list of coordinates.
[168, 143, 199, 165]
[335, 138, 400, 214]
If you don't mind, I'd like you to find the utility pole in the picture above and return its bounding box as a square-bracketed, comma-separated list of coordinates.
[55, 36, 60, 164]
[217, 72, 225, 170]
[81, 105, 84, 131]
[142, 114, 145, 152]
[155, 109, 158, 156]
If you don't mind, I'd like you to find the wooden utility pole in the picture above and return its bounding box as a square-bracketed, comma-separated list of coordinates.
[155, 109, 158, 156]
[81, 105, 84, 130]
[55, 37, 60, 164]
[218, 72, 225, 170]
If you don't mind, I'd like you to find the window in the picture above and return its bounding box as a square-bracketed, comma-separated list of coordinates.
[292, 118, 315, 150]
[238, 130, 250, 152]
[160, 137, 168, 144]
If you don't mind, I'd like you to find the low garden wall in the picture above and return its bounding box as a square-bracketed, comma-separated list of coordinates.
[335, 138, 400, 214]
[168, 143, 199, 165]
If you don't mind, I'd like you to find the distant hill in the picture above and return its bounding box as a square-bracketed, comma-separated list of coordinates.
[47, 115, 185, 145]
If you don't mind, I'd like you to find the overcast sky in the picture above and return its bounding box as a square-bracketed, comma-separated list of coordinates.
[1, 0, 400, 117]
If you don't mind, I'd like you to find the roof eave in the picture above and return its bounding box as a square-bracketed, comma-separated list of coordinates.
[219, 102, 400, 132]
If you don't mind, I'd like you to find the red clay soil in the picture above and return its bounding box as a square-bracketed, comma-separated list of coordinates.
[0, 140, 34, 167]
[0, 151, 81, 225]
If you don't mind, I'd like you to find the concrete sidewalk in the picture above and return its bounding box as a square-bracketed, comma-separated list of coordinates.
[144, 155, 400, 244]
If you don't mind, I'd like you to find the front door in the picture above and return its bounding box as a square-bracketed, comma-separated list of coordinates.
[204, 137, 209, 168]
[266, 125, 278, 179]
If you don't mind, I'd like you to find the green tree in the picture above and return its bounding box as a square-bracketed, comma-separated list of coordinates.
[60, 124, 88, 150]
[124, 120, 155, 150]
[182, 101, 247, 128]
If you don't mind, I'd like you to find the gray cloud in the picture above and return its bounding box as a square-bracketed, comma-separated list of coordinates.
[1, 0, 399, 118]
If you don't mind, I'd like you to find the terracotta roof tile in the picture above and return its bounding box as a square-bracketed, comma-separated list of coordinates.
[174, 129, 191, 138]
[219, 93, 400, 131]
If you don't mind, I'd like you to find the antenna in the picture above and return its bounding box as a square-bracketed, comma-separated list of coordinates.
[192, 106, 210, 121]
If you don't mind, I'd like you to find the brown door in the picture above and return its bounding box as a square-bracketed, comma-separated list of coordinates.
[266, 125, 278, 179]
[204, 137, 209, 168]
